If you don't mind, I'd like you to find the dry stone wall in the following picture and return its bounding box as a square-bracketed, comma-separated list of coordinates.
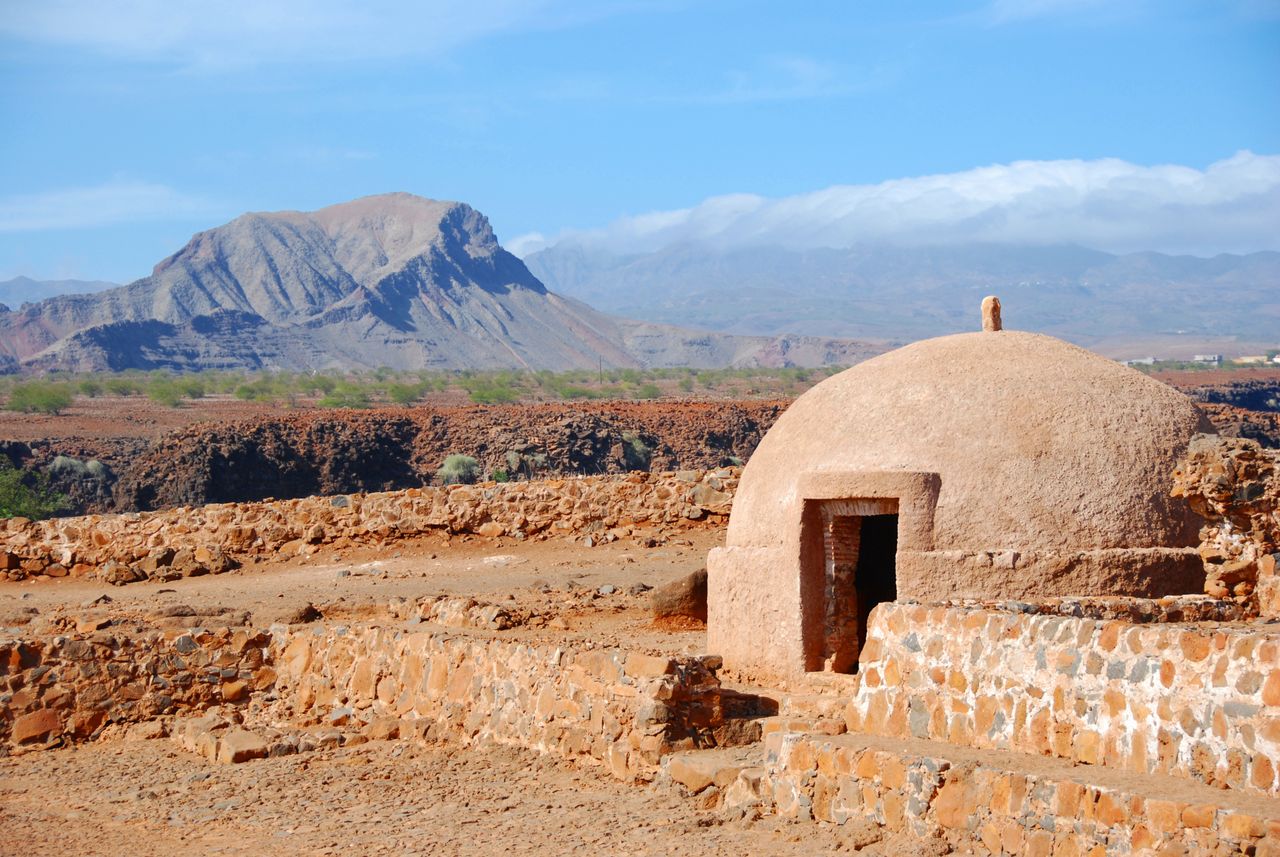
[0, 620, 732, 782]
[1173, 434, 1280, 615]
[0, 469, 737, 582]
[0, 627, 274, 748]
[845, 601, 1280, 796]
[270, 626, 726, 780]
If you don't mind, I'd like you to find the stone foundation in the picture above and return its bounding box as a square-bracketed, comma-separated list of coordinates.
[725, 731, 1280, 856]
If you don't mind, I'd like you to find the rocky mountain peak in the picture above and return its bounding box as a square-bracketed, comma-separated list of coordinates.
[0, 194, 879, 373]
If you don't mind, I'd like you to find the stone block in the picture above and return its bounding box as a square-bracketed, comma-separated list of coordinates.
[12, 709, 61, 744]
[215, 728, 269, 764]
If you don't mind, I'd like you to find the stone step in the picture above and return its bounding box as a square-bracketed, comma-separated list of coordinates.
[777, 691, 850, 720]
[661, 745, 765, 800]
[761, 715, 846, 748]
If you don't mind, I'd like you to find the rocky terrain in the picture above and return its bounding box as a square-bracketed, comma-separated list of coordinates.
[0, 194, 882, 374]
[0, 401, 778, 514]
[0, 468, 737, 583]
[10, 395, 1280, 519]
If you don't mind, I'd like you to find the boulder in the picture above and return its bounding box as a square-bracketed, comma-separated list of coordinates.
[651, 568, 708, 624]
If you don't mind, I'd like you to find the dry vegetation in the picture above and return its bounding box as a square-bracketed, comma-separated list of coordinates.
[0, 366, 842, 415]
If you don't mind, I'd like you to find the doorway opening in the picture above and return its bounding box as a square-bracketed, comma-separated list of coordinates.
[814, 504, 898, 673]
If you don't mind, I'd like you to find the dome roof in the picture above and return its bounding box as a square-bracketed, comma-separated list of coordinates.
[729, 330, 1214, 553]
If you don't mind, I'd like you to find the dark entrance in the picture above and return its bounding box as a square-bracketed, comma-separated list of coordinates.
[853, 514, 898, 661]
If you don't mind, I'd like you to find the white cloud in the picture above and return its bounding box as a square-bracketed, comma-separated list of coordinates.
[0, 0, 624, 68]
[506, 231, 548, 257]
[518, 152, 1280, 257]
[0, 180, 216, 232]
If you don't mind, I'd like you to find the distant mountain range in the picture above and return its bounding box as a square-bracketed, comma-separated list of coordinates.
[0, 194, 883, 373]
[0, 276, 118, 308]
[524, 242, 1280, 356]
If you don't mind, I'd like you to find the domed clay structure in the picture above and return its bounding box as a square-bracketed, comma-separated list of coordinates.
[708, 307, 1215, 678]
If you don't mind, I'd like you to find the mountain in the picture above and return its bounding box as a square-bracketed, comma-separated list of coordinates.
[0, 194, 882, 373]
[0, 276, 118, 309]
[524, 242, 1280, 355]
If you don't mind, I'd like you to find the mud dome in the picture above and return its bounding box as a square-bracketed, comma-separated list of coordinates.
[710, 326, 1215, 678]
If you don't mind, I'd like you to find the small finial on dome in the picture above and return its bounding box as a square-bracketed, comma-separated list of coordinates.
[981, 295, 1002, 332]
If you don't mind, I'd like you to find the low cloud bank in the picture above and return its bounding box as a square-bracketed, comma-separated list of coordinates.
[511, 151, 1280, 257]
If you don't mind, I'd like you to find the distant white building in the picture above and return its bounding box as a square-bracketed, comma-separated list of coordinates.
[1124, 357, 1157, 366]
[1193, 354, 1223, 364]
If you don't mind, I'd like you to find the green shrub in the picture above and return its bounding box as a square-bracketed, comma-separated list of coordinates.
[621, 431, 651, 471]
[387, 382, 427, 405]
[146, 380, 184, 408]
[309, 375, 338, 395]
[6, 381, 73, 415]
[0, 458, 67, 519]
[104, 377, 140, 396]
[633, 383, 661, 399]
[317, 385, 371, 409]
[77, 379, 103, 398]
[175, 376, 206, 399]
[505, 448, 547, 479]
[468, 384, 519, 404]
[436, 454, 480, 485]
[559, 385, 604, 400]
[491, 468, 510, 483]
[47, 455, 111, 482]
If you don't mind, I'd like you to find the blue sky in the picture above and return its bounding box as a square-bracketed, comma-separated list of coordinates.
[1, 0, 1277, 281]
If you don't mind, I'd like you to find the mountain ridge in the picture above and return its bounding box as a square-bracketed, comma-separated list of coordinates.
[524, 241, 1280, 355]
[0, 194, 884, 373]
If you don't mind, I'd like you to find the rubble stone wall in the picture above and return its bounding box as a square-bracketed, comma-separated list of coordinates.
[1172, 434, 1280, 615]
[0, 468, 738, 581]
[271, 627, 724, 780]
[845, 602, 1280, 796]
[727, 732, 1280, 855]
[0, 627, 274, 747]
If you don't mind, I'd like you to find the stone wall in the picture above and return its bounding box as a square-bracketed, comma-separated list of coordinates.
[0, 627, 275, 748]
[1173, 434, 1280, 615]
[844, 601, 1280, 796]
[727, 732, 1280, 855]
[1, 621, 732, 782]
[0, 468, 738, 581]
[270, 627, 726, 780]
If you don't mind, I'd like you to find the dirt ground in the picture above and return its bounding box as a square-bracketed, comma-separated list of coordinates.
[0, 529, 723, 653]
[0, 739, 886, 857]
